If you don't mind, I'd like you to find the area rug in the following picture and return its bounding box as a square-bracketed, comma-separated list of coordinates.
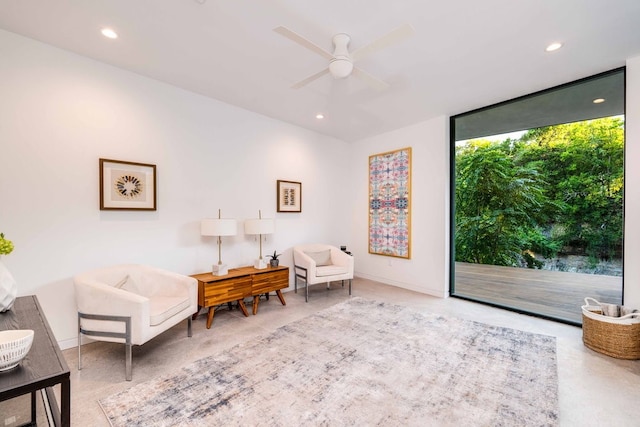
[99, 297, 558, 426]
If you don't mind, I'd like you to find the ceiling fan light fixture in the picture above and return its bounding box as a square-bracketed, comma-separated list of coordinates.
[329, 58, 353, 79]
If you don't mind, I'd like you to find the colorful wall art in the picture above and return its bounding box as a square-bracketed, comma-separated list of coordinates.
[368, 147, 411, 258]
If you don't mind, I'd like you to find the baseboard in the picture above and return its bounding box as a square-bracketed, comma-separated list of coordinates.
[354, 272, 448, 298]
[58, 336, 81, 350]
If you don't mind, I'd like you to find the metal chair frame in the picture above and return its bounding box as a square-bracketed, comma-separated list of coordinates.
[78, 312, 192, 381]
[294, 265, 351, 303]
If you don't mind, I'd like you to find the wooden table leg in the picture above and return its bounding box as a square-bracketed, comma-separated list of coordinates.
[206, 307, 215, 329]
[276, 290, 287, 306]
[252, 296, 260, 315]
[237, 299, 249, 317]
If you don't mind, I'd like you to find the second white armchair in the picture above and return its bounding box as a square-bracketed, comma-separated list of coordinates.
[293, 244, 354, 302]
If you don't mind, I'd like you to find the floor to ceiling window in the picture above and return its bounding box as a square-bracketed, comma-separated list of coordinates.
[450, 68, 625, 325]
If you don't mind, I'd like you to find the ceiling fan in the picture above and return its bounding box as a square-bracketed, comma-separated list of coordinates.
[273, 24, 415, 91]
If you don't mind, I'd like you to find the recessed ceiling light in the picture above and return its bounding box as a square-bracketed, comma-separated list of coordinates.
[545, 42, 563, 52]
[593, 98, 606, 104]
[101, 28, 118, 39]
[316, 113, 324, 119]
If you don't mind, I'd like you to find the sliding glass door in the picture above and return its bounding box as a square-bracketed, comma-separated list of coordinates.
[450, 69, 624, 325]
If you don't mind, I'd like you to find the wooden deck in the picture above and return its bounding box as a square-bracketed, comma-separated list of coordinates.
[453, 262, 622, 324]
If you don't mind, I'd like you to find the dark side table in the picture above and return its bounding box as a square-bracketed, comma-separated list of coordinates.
[0, 295, 70, 426]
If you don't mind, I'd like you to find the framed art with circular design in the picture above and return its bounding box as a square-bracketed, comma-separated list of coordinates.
[99, 158, 157, 210]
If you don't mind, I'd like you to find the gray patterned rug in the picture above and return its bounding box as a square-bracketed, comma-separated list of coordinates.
[99, 298, 558, 426]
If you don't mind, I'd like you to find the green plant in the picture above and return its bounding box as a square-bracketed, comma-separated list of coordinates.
[267, 250, 281, 260]
[0, 233, 14, 256]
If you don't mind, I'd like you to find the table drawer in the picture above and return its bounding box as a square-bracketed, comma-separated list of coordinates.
[200, 276, 252, 306]
[252, 270, 289, 294]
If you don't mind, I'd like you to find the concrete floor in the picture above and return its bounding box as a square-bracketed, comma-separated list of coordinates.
[38, 278, 640, 425]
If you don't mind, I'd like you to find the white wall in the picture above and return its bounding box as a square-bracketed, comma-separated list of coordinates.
[350, 116, 449, 298]
[0, 29, 352, 348]
[624, 55, 640, 308]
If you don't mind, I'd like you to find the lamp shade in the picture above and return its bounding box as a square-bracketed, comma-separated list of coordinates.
[244, 218, 275, 235]
[201, 219, 237, 237]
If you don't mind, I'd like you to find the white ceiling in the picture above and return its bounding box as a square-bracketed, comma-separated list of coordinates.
[1, 0, 639, 142]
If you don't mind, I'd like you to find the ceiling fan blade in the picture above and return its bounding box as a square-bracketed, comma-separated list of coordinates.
[351, 23, 415, 62]
[352, 67, 390, 91]
[273, 26, 333, 61]
[291, 68, 330, 89]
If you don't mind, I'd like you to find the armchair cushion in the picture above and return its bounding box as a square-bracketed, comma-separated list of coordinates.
[304, 249, 332, 266]
[150, 295, 191, 326]
[316, 265, 349, 277]
[114, 275, 130, 289]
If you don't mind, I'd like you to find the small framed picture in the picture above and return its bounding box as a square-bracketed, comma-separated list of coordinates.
[100, 159, 157, 210]
[277, 180, 302, 213]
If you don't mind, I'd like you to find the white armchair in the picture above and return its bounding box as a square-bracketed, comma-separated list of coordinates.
[74, 264, 198, 380]
[293, 244, 354, 302]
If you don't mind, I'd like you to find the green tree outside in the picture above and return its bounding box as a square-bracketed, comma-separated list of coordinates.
[455, 117, 624, 271]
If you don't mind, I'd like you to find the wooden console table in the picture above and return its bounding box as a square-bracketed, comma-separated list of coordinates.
[191, 266, 289, 329]
[0, 295, 70, 426]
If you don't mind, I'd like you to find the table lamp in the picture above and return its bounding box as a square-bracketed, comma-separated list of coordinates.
[201, 209, 237, 275]
[244, 210, 275, 269]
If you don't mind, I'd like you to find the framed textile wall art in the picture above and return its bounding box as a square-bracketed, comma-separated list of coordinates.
[368, 147, 411, 258]
[100, 158, 157, 210]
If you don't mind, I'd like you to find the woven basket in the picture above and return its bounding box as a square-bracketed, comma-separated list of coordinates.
[582, 297, 640, 360]
[0, 329, 34, 371]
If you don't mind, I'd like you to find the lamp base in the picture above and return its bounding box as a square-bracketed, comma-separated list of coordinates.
[253, 259, 268, 270]
[212, 263, 229, 276]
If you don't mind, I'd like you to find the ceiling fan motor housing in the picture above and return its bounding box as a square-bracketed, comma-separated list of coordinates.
[329, 33, 353, 79]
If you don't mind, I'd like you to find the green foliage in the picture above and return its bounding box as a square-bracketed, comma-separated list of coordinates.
[0, 233, 14, 256]
[455, 141, 550, 266]
[455, 117, 624, 268]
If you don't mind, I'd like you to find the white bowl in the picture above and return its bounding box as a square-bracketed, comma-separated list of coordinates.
[0, 329, 34, 371]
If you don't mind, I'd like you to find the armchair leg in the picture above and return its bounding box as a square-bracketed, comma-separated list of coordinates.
[77, 316, 82, 371]
[125, 344, 132, 381]
[78, 312, 133, 381]
[187, 316, 192, 338]
[294, 265, 309, 302]
[349, 278, 352, 296]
